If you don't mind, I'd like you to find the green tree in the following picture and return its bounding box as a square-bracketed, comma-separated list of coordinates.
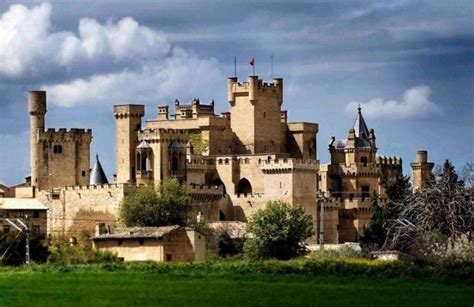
[119, 178, 191, 227]
[0, 232, 49, 265]
[244, 201, 313, 260]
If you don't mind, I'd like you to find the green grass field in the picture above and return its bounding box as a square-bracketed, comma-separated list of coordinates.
[0, 264, 472, 307]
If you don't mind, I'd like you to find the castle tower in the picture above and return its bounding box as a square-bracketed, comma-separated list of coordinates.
[28, 91, 92, 190]
[28, 91, 47, 188]
[410, 150, 434, 189]
[113, 104, 145, 184]
[227, 76, 284, 154]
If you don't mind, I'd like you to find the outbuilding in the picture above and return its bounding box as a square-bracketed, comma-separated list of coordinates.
[92, 224, 206, 262]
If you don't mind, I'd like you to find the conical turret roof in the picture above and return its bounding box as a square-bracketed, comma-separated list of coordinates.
[352, 106, 371, 147]
[90, 154, 109, 185]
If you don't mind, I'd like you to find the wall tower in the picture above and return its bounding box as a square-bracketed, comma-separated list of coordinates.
[410, 150, 434, 189]
[113, 104, 145, 184]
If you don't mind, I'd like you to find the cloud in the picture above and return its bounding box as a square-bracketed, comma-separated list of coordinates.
[0, 2, 222, 106]
[346, 85, 441, 119]
[42, 48, 222, 107]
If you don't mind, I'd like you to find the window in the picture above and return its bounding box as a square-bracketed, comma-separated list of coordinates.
[33, 211, 39, 218]
[19, 211, 25, 218]
[166, 254, 172, 262]
[3, 225, 9, 234]
[53, 144, 63, 154]
[138, 239, 144, 245]
[349, 194, 354, 201]
[82, 171, 86, 177]
[361, 185, 370, 200]
[118, 239, 123, 246]
[263, 111, 266, 118]
[360, 156, 368, 166]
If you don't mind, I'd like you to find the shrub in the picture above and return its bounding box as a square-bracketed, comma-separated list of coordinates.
[0, 232, 49, 265]
[48, 243, 118, 264]
[217, 231, 244, 258]
[244, 201, 313, 260]
[119, 178, 191, 227]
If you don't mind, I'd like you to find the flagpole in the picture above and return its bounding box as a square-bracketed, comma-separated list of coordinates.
[253, 61, 255, 76]
[234, 56, 237, 77]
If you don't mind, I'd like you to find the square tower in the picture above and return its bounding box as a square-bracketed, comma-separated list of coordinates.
[227, 76, 284, 154]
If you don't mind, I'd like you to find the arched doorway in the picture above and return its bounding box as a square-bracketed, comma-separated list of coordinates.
[236, 178, 252, 197]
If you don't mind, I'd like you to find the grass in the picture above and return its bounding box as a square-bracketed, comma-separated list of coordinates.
[0, 261, 472, 306]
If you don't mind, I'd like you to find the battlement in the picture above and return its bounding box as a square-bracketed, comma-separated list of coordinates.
[376, 156, 402, 166]
[38, 128, 92, 142]
[138, 128, 188, 142]
[113, 104, 145, 118]
[228, 76, 283, 104]
[188, 183, 223, 194]
[260, 158, 318, 173]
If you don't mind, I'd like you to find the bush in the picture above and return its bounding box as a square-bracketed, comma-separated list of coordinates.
[244, 201, 313, 260]
[48, 243, 118, 264]
[217, 231, 244, 258]
[0, 232, 49, 265]
[119, 178, 191, 227]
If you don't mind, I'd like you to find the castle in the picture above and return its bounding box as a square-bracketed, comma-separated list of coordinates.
[1, 75, 434, 245]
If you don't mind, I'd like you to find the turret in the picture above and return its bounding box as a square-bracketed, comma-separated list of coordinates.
[410, 150, 434, 189]
[157, 106, 169, 121]
[29, 91, 47, 187]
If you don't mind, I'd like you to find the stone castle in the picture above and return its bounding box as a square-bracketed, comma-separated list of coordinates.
[1, 75, 435, 244]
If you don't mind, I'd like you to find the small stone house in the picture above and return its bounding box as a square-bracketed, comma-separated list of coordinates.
[92, 224, 206, 262]
[0, 198, 48, 237]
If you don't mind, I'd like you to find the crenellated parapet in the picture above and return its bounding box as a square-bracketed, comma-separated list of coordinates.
[113, 105, 145, 119]
[38, 128, 92, 143]
[137, 128, 188, 143]
[260, 158, 319, 173]
[376, 156, 402, 166]
[188, 184, 224, 201]
[228, 76, 283, 106]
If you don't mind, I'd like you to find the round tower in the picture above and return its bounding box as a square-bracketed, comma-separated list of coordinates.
[28, 91, 47, 187]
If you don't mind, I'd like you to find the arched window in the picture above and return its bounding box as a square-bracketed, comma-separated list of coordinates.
[360, 156, 368, 166]
[236, 178, 252, 197]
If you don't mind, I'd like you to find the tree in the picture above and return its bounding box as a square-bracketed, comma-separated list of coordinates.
[119, 178, 191, 227]
[360, 175, 411, 250]
[244, 201, 313, 260]
[0, 232, 49, 265]
[384, 160, 472, 261]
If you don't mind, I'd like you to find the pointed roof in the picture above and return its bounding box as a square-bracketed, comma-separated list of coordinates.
[90, 154, 109, 185]
[352, 106, 371, 147]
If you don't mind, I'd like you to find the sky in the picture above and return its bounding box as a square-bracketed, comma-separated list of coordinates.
[0, 0, 472, 185]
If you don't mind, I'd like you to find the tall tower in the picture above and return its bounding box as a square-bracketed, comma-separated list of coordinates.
[410, 150, 434, 189]
[227, 76, 283, 154]
[28, 91, 47, 188]
[113, 104, 145, 184]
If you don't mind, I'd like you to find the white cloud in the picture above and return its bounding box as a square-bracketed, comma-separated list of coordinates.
[42, 48, 222, 107]
[0, 2, 222, 106]
[0, 3, 170, 77]
[346, 85, 441, 119]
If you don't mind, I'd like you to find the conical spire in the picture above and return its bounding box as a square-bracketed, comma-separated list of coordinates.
[90, 154, 109, 185]
[352, 106, 371, 147]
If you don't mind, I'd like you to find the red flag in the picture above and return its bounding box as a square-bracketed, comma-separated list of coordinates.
[249, 58, 255, 66]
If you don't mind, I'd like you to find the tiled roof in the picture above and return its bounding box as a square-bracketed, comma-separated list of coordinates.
[0, 198, 48, 210]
